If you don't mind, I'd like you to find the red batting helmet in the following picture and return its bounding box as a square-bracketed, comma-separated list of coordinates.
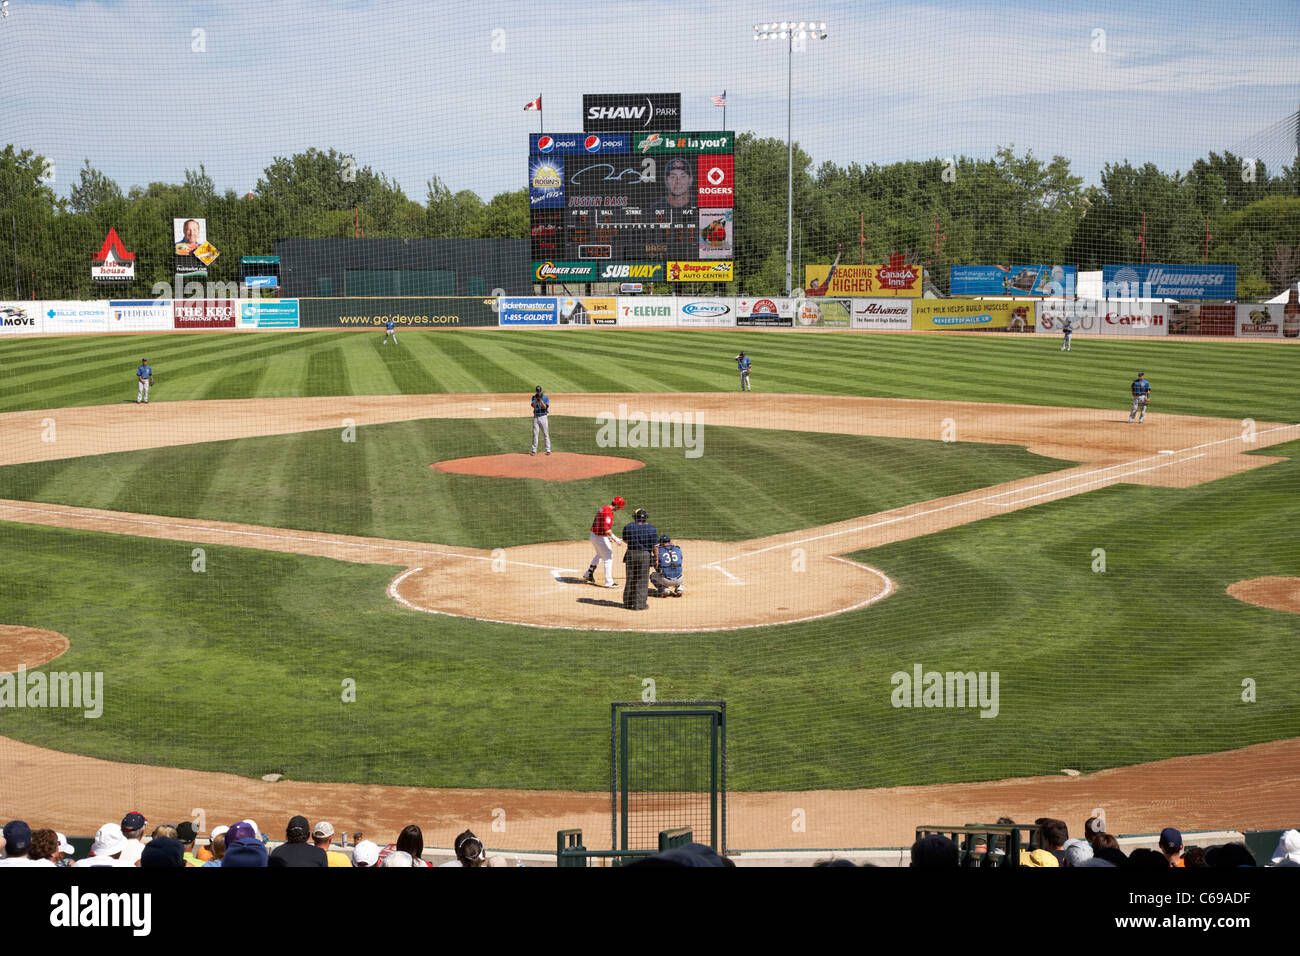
[611, 496, 626, 510]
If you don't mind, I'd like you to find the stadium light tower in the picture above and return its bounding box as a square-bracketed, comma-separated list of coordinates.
[754, 20, 828, 296]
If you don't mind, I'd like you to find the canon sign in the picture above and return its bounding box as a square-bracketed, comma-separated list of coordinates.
[583, 93, 682, 132]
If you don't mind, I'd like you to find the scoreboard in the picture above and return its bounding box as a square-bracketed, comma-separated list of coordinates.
[529, 131, 734, 282]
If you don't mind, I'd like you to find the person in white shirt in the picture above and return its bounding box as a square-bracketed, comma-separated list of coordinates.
[72, 823, 133, 868]
[0, 821, 45, 866]
[116, 811, 148, 866]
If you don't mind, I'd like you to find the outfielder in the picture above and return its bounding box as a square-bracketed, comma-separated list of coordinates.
[583, 496, 625, 588]
[1061, 319, 1073, 351]
[136, 358, 153, 404]
[382, 319, 397, 344]
[530, 386, 551, 455]
[735, 351, 752, 391]
[650, 534, 684, 597]
[1129, 372, 1151, 423]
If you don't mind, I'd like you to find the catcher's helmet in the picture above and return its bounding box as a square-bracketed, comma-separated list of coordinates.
[659, 534, 671, 544]
[633, 508, 648, 522]
[612, 496, 626, 510]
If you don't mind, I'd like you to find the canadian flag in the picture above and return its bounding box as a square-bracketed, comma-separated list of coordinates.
[523, 95, 541, 111]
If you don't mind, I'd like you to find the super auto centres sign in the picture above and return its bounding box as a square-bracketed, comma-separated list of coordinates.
[583, 93, 681, 132]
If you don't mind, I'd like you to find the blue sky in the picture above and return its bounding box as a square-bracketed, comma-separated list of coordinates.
[1, 0, 1296, 202]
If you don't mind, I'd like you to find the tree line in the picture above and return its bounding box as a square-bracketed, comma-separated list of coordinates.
[2, 139, 1297, 300]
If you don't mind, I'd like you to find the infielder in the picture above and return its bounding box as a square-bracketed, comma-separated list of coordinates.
[382, 319, 397, 344]
[1129, 372, 1151, 423]
[136, 358, 153, 404]
[735, 351, 752, 391]
[530, 385, 551, 455]
[1061, 319, 1073, 351]
[583, 496, 626, 588]
[650, 534, 684, 597]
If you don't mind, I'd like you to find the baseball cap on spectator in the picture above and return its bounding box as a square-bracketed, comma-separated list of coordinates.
[1019, 848, 1059, 867]
[222, 837, 268, 868]
[383, 850, 414, 867]
[210, 825, 229, 841]
[1063, 838, 1094, 867]
[176, 821, 198, 843]
[121, 811, 147, 832]
[1271, 829, 1300, 867]
[56, 832, 75, 855]
[91, 823, 127, 856]
[286, 815, 311, 841]
[352, 841, 380, 867]
[1159, 827, 1182, 849]
[141, 836, 185, 868]
[225, 822, 256, 844]
[241, 819, 264, 842]
[2, 821, 31, 853]
[313, 821, 335, 839]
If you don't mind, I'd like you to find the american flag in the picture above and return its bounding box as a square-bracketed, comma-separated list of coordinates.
[711, 92, 727, 107]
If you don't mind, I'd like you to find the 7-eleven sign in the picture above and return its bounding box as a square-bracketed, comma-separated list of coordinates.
[91, 227, 136, 281]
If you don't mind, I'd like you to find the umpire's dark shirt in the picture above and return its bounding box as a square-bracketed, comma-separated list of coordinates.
[622, 521, 659, 560]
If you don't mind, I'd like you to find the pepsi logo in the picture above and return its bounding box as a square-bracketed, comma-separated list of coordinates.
[584, 135, 601, 152]
[537, 135, 554, 153]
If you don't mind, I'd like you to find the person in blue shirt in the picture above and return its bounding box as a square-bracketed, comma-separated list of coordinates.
[1129, 372, 1151, 423]
[382, 319, 397, 345]
[530, 386, 551, 455]
[735, 351, 752, 391]
[136, 358, 152, 404]
[1061, 319, 1073, 351]
[650, 534, 684, 597]
[620, 509, 659, 611]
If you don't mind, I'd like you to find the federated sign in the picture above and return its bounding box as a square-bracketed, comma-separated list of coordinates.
[803, 263, 922, 297]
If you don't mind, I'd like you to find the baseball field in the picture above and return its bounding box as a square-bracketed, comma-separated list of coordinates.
[0, 327, 1297, 850]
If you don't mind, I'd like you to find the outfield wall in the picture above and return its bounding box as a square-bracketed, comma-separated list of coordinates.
[4, 297, 1297, 339]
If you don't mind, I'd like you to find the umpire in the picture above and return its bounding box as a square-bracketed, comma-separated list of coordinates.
[620, 508, 659, 611]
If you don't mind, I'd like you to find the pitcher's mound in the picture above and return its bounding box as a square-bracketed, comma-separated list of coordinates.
[1227, 577, 1300, 614]
[0, 625, 70, 672]
[432, 453, 644, 482]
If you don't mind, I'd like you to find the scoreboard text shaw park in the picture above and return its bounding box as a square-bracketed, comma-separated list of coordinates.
[530, 92, 734, 286]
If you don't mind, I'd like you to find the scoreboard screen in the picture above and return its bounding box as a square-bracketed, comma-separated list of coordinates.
[529, 131, 734, 280]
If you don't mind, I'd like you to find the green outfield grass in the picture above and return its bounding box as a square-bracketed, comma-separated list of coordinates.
[0, 441, 1295, 791]
[0, 419, 1071, 545]
[1, 328, 1295, 421]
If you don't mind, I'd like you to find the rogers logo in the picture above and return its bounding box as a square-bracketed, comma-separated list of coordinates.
[584, 135, 601, 152]
[707, 167, 724, 185]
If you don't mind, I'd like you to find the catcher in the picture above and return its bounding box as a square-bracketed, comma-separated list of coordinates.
[650, 534, 684, 597]
[1129, 372, 1151, 423]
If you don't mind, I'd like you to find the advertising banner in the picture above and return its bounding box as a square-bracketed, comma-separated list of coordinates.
[529, 156, 564, 209]
[675, 297, 736, 328]
[0, 302, 42, 334]
[793, 297, 851, 328]
[667, 260, 733, 282]
[173, 218, 217, 277]
[1167, 302, 1235, 335]
[530, 133, 631, 155]
[41, 301, 110, 333]
[696, 155, 734, 207]
[583, 93, 682, 132]
[913, 300, 1034, 332]
[559, 297, 617, 325]
[803, 263, 922, 297]
[174, 300, 236, 329]
[500, 296, 558, 326]
[594, 262, 664, 283]
[616, 296, 676, 327]
[91, 227, 135, 282]
[630, 131, 735, 155]
[532, 260, 599, 283]
[851, 299, 913, 330]
[1235, 304, 1283, 338]
[300, 298, 496, 328]
[108, 300, 172, 332]
[1102, 264, 1236, 299]
[238, 299, 301, 329]
[1036, 300, 1167, 335]
[698, 208, 733, 259]
[950, 264, 1076, 297]
[736, 297, 795, 327]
